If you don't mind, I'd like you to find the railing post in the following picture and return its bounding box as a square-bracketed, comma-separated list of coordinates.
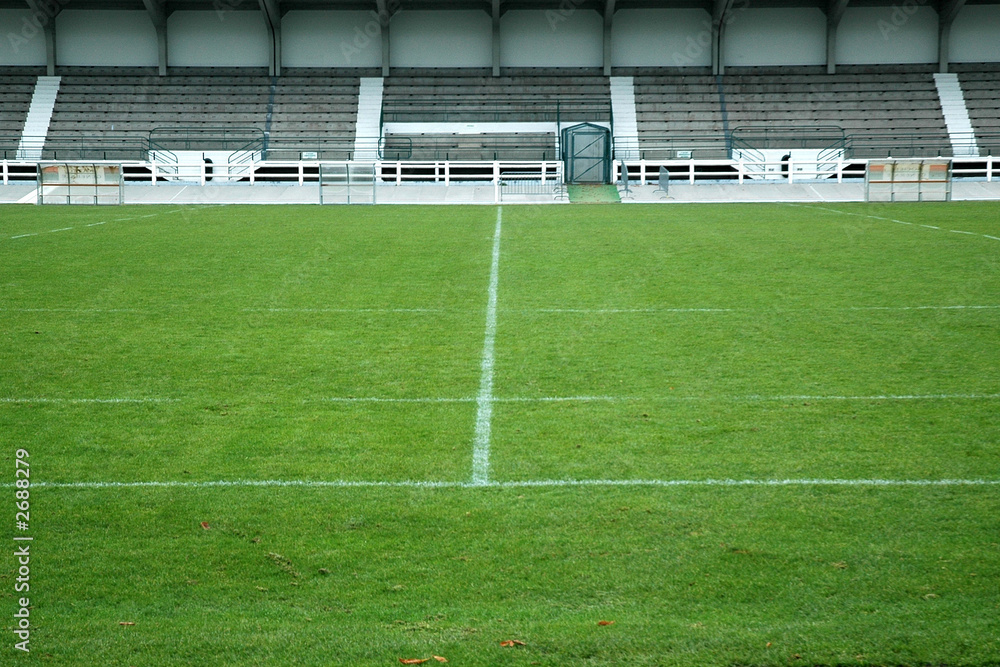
[444, 161, 450, 186]
[689, 160, 694, 185]
[788, 159, 794, 184]
[493, 162, 500, 204]
[738, 158, 744, 185]
[988, 156, 993, 183]
[151, 160, 157, 185]
[2, 160, 6, 185]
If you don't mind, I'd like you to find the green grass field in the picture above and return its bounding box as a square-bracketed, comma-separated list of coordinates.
[2, 201, 999, 666]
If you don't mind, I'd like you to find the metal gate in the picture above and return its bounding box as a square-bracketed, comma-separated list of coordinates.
[562, 123, 610, 184]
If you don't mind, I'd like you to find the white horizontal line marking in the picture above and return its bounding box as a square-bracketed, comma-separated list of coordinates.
[85, 221, 107, 227]
[10, 233, 38, 239]
[525, 305, 1000, 314]
[741, 393, 1000, 401]
[317, 397, 473, 403]
[49, 227, 73, 233]
[0, 397, 179, 404]
[534, 308, 732, 313]
[3, 394, 995, 407]
[315, 395, 623, 404]
[0, 308, 148, 313]
[15, 477, 1000, 490]
[244, 307, 446, 313]
[791, 204, 1000, 242]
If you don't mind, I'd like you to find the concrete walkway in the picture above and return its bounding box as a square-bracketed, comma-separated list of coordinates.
[618, 181, 1000, 203]
[3, 180, 999, 205]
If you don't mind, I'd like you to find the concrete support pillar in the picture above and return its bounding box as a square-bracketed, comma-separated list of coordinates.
[492, 0, 501, 77]
[826, 0, 849, 74]
[603, 0, 616, 77]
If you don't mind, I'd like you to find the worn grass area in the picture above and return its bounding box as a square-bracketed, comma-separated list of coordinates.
[1, 201, 999, 665]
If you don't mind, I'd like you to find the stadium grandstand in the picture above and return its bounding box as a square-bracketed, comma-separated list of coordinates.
[0, 0, 999, 197]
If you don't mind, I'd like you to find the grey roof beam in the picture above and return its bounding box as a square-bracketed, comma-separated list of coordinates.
[259, 0, 282, 76]
[938, 0, 966, 72]
[603, 0, 616, 76]
[825, 0, 849, 73]
[142, 0, 170, 75]
[711, 0, 735, 75]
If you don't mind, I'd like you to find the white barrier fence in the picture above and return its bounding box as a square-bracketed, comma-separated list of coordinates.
[614, 157, 997, 185]
[3, 157, 997, 189]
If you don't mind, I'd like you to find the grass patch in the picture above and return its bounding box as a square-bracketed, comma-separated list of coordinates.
[2, 201, 999, 665]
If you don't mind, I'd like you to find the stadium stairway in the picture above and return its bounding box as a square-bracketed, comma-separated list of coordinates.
[610, 76, 639, 160]
[933, 73, 979, 156]
[16, 76, 60, 160]
[353, 77, 383, 161]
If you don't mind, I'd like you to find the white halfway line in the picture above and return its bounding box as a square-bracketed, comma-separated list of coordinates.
[472, 207, 503, 486]
[14, 478, 1000, 490]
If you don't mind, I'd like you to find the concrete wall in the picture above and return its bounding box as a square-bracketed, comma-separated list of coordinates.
[282, 10, 381, 68]
[167, 11, 269, 68]
[836, 6, 939, 65]
[56, 11, 158, 67]
[951, 5, 1000, 63]
[725, 8, 827, 66]
[2, 7, 1000, 70]
[500, 9, 603, 68]
[611, 9, 712, 68]
[0, 9, 48, 66]
[392, 11, 492, 68]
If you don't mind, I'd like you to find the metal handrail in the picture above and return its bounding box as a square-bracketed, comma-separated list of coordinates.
[382, 97, 612, 123]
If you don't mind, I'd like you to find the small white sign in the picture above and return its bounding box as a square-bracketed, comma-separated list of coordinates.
[301, 152, 318, 160]
[676, 150, 693, 159]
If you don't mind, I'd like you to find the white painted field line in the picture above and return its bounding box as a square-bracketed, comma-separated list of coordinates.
[526, 305, 1000, 314]
[0, 307, 149, 313]
[790, 203, 1000, 243]
[3, 393, 993, 407]
[741, 393, 1000, 402]
[17, 477, 1000, 491]
[314, 395, 623, 404]
[471, 208, 503, 486]
[534, 307, 732, 313]
[4, 208, 185, 243]
[318, 397, 474, 404]
[245, 307, 445, 314]
[0, 397, 178, 404]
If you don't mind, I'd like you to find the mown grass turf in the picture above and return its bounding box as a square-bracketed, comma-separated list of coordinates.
[1, 201, 999, 665]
